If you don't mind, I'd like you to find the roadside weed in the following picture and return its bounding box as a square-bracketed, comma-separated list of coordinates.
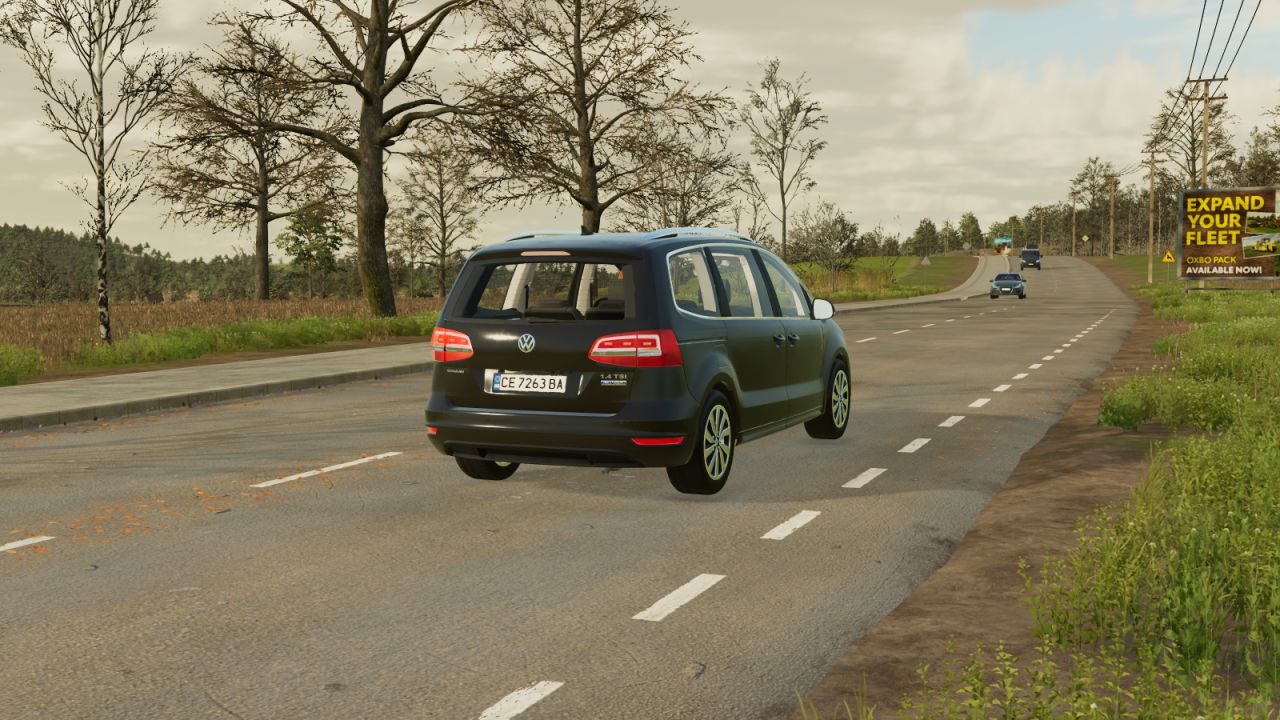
[0, 343, 44, 386]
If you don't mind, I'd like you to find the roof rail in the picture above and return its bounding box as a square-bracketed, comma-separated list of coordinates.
[504, 229, 581, 242]
[642, 227, 750, 242]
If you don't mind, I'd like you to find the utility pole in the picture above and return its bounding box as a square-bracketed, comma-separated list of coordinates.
[1146, 150, 1161, 284]
[1070, 192, 1078, 257]
[1108, 175, 1117, 259]
[1183, 78, 1228, 187]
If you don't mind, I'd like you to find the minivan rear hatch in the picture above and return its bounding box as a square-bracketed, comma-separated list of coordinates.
[433, 253, 660, 414]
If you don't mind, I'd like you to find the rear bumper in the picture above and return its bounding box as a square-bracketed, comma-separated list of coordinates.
[424, 396, 700, 468]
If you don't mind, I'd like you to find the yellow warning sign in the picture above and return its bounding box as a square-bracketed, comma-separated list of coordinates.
[1162, 250, 1176, 263]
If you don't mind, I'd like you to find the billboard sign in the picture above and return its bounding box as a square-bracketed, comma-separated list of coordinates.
[1179, 187, 1279, 279]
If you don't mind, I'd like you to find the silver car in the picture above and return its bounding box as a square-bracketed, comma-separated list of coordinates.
[989, 272, 1027, 299]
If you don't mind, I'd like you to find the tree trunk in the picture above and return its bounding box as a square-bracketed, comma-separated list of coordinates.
[581, 204, 602, 234]
[93, 19, 111, 344]
[355, 104, 397, 317]
[254, 149, 271, 300]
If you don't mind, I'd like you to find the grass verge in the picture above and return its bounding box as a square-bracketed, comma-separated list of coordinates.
[0, 343, 45, 386]
[793, 256, 977, 303]
[0, 313, 437, 385]
[67, 313, 439, 370]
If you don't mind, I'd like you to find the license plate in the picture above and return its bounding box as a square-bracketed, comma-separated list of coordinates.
[490, 372, 568, 394]
[1001, 288, 1012, 293]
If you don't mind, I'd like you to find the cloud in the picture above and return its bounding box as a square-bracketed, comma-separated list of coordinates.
[1, 0, 1277, 259]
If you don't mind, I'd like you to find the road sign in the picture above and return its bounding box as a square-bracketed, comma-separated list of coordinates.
[1162, 250, 1176, 263]
[919, 256, 931, 266]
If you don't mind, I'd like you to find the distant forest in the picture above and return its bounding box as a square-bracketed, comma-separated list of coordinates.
[0, 224, 432, 304]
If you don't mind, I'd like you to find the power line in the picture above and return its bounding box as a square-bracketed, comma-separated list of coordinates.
[1210, 0, 1247, 80]
[1196, 0, 1227, 79]
[1147, 1, 1210, 154]
[1210, 0, 1263, 97]
[1187, 0, 1209, 80]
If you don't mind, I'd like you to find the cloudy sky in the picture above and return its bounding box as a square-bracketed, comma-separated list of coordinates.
[1, 0, 1277, 260]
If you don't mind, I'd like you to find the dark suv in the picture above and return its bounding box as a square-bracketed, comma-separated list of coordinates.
[1020, 247, 1041, 270]
[424, 228, 851, 495]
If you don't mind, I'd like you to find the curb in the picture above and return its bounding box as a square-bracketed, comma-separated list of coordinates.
[0, 360, 432, 433]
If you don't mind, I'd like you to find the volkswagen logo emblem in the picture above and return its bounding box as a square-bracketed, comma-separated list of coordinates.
[517, 333, 536, 353]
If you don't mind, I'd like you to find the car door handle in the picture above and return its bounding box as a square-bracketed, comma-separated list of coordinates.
[773, 334, 785, 347]
[787, 333, 800, 346]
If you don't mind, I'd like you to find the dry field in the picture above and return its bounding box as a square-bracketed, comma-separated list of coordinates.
[0, 297, 443, 368]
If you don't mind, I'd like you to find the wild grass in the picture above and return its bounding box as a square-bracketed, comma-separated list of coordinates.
[792, 256, 977, 303]
[66, 313, 438, 370]
[0, 343, 44, 385]
[0, 297, 443, 370]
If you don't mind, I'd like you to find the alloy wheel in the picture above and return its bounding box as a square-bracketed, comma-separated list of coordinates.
[831, 369, 850, 428]
[702, 404, 732, 481]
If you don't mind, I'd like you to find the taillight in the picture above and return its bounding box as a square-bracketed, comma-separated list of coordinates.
[431, 327, 474, 362]
[588, 330, 682, 367]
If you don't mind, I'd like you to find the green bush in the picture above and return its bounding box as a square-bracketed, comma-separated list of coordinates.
[0, 343, 45, 385]
[69, 313, 438, 369]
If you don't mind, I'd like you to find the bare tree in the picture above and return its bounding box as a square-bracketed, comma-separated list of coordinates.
[151, 21, 343, 301]
[1146, 86, 1234, 188]
[729, 164, 774, 246]
[792, 200, 858, 294]
[610, 132, 740, 231]
[227, 0, 478, 316]
[740, 58, 828, 261]
[462, 0, 731, 235]
[2, 0, 185, 342]
[390, 135, 482, 297]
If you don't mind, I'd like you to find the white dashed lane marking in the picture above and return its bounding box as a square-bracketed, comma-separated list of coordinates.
[857, 337, 877, 343]
[1, 536, 55, 553]
[1012, 373, 1029, 380]
[893, 330, 910, 335]
[633, 574, 726, 622]
[969, 398, 991, 408]
[939, 416, 965, 428]
[1029, 363, 1043, 369]
[845, 468, 887, 489]
[251, 452, 403, 489]
[478, 681, 565, 720]
[761, 511, 822, 540]
[994, 384, 1012, 392]
[898, 438, 931, 453]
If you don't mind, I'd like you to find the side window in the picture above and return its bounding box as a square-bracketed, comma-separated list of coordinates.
[761, 255, 809, 318]
[709, 249, 766, 318]
[668, 250, 719, 316]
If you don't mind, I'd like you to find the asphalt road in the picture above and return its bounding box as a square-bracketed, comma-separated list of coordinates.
[0, 256, 1134, 720]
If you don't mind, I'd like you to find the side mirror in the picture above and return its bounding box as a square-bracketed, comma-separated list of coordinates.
[813, 298, 834, 320]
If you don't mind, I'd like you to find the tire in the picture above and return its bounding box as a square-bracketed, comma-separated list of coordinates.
[990, 294, 998, 299]
[667, 391, 734, 495]
[805, 360, 850, 439]
[1019, 293, 1027, 299]
[456, 457, 519, 480]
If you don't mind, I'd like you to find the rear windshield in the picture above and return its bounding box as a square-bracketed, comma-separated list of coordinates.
[458, 260, 631, 321]
[1021, 249, 1040, 256]
[995, 273, 1022, 281]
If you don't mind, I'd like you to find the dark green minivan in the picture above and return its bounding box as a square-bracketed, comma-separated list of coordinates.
[425, 228, 851, 495]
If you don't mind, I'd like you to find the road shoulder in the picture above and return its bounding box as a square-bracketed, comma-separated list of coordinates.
[794, 260, 1172, 718]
